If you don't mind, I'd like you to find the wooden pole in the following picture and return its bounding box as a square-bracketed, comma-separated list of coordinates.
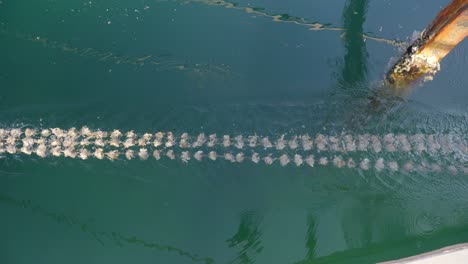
[386, 0, 468, 88]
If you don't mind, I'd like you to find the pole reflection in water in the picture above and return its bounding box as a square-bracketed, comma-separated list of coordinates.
[340, 0, 369, 87]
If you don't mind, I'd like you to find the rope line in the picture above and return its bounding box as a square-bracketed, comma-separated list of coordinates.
[0, 127, 465, 174]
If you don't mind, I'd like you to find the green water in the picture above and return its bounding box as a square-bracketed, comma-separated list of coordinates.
[0, 0, 467, 263]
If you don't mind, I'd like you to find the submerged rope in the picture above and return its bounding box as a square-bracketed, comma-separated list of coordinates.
[0, 127, 466, 174]
[170, 0, 406, 47]
[0, 29, 232, 75]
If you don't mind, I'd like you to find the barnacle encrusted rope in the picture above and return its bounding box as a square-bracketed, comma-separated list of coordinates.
[0, 127, 466, 174]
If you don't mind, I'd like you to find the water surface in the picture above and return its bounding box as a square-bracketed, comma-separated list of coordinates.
[0, 0, 467, 263]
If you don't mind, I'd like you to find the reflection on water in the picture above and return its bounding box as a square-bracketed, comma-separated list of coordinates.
[226, 211, 263, 264]
[334, 0, 416, 119]
[0, 28, 232, 76]
[0, 0, 467, 263]
[304, 215, 318, 261]
[340, 0, 369, 87]
[0, 193, 215, 264]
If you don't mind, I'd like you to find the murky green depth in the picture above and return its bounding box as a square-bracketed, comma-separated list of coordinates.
[0, 0, 467, 263]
